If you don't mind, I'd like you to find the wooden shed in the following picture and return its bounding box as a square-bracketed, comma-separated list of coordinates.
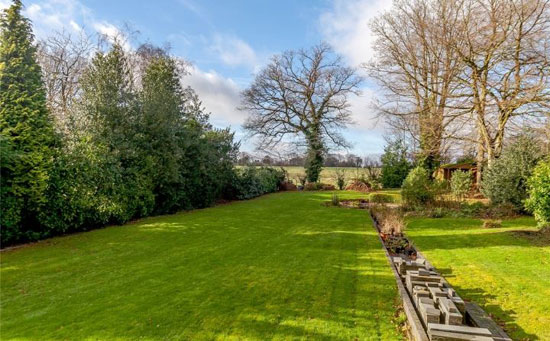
[434, 162, 478, 187]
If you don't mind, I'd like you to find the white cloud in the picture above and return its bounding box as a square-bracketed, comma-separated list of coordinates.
[21, 0, 92, 37]
[0, 0, 10, 10]
[69, 19, 81, 32]
[182, 66, 246, 127]
[319, 0, 392, 153]
[347, 88, 383, 132]
[319, 0, 392, 67]
[92, 21, 132, 50]
[15, 0, 123, 48]
[209, 34, 258, 69]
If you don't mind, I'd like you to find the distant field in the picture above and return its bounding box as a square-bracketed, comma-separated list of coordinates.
[237, 166, 376, 186]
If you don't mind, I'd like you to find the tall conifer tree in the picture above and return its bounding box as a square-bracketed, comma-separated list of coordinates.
[0, 0, 56, 242]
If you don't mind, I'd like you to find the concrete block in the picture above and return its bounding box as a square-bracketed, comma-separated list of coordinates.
[418, 297, 435, 306]
[419, 302, 441, 324]
[399, 260, 427, 276]
[406, 276, 431, 293]
[407, 270, 442, 284]
[429, 330, 494, 340]
[427, 323, 493, 337]
[429, 287, 449, 301]
[451, 296, 466, 314]
[413, 286, 431, 306]
[439, 297, 463, 325]
[426, 281, 441, 288]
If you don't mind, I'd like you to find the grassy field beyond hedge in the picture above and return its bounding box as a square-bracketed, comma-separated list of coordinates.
[406, 217, 550, 340]
[1, 191, 402, 340]
[237, 166, 375, 186]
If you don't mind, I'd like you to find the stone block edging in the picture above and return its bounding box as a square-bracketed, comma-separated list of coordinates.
[368, 212, 512, 341]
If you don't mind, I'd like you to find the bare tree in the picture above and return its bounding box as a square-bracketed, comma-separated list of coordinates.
[448, 0, 550, 171]
[240, 43, 362, 182]
[367, 0, 468, 174]
[363, 155, 382, 179]
[37, 30, 94, 135]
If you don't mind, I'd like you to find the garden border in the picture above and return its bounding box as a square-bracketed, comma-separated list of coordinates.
[368, 213, 429, 341]
[368, 212, 512, 341]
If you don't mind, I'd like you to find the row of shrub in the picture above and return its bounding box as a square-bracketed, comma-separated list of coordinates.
[0, 4, 284, 247]
[226, 167, 286, 200]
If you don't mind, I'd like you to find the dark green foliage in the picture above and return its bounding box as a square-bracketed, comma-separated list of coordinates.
[0, 1, 57, 243]
[481, 134, 542, 210]
[36, 47, 240, 243]
[450, 170, 472, 200]
[0, 4, 245, 246]
[401, 166, 434, 206]
[77, 43, 155, 223]
[227, 167, 285, 200]
[305, 144, 324, 183]
[380, 139, 411, 188]
[525, 158, 550, 227]
[369, 193, 394, 204]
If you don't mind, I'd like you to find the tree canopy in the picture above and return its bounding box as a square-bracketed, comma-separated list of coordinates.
[241, 43, 362, 182]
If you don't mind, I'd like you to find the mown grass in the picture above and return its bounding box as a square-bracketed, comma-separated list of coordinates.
[1, 191, 402, 340]
[406, 217, 550, 340]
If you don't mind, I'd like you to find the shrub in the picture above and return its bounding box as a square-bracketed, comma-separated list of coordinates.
[483, 219, 502, 229]
[524, 159, 550, 227]
[369, 193, 394, 204]
[279, 181, 297, 191]
[370, 204, 404, 235]
[430, 207, 445, 218]
[381, 139, 412, 188]
[459, 201, 484, 216]
[304, 182, 335, 191]
[401, 167, 434, 206]
[366, 175, 383, 190]
[295, 173, 307, 188]
[483, 203, 520, 218]
[335, 168, 346, 190]
[345, 178, 372, 192]
[331, 193, 340, 206]
[227, 167, 285, 200]
[482, 134, 541, 210]
[450, 170, 472, 200]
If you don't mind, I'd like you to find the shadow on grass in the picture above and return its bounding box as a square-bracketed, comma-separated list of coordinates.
[408, 229, 548, 251]
[429, 263, 540, 340]
[451, 284, 540, 340]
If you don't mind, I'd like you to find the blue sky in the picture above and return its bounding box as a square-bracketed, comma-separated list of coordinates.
[2, 0, 393, 156]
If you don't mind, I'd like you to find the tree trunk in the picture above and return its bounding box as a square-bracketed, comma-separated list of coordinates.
[476, 137, 484, 191]
[305, 127, 324, 183]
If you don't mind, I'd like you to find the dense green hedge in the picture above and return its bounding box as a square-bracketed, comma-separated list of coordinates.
[0, 4, 281, 246]
[225, 167, 286, 200]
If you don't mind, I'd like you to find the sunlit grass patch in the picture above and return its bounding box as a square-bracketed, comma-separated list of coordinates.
[406, 217, 550, 340]
[1, 191, 402, 340]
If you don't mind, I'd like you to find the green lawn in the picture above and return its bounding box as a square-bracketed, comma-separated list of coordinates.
[0, 191, 402, 340]
[406, 217, 550, 340]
